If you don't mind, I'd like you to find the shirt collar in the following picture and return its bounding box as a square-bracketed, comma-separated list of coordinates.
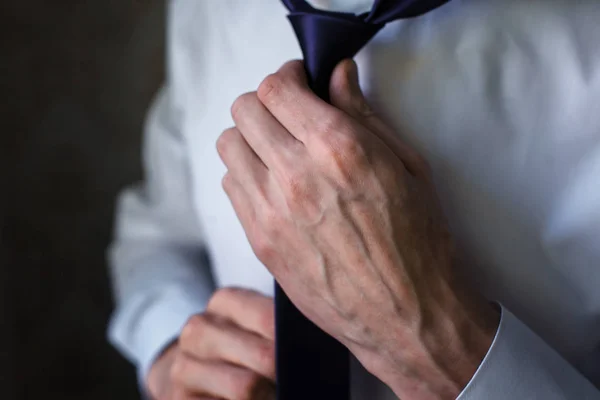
[306, 0, 374, 14]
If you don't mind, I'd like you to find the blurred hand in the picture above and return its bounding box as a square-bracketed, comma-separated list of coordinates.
[147, 288, 276, 400]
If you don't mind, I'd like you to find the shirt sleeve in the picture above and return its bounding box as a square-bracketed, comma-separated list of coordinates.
[106, 83, 215, 385]
[457, 305, 600, 399]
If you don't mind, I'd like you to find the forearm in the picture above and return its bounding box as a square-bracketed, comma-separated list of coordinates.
[353, 280, 500, 400]
[363, 301, 600, 400]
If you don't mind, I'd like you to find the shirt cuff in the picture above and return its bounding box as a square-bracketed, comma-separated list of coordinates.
[108, 281, 210, 391]
[457, 305, 599, 399]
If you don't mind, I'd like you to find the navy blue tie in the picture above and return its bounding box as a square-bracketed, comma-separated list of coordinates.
[275, 1, 450, 399]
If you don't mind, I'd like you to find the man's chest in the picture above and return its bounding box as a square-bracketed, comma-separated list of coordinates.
[174, 0, 600, 374]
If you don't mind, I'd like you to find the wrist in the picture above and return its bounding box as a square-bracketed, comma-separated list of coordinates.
[419, 287, 500, 397]
[360, 280, 500, 400]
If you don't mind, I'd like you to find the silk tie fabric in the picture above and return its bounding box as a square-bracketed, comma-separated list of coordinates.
[276, 0, 451, 399]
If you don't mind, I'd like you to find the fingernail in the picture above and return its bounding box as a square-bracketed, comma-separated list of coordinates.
[347, 59, 360, 93]
[349, 60, 373, 117]
[346, 60, 372, 116]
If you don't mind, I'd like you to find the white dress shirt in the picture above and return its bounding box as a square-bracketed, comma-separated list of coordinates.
[107, 0, 600, 398]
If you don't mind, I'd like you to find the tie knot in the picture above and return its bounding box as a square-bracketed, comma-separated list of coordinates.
[283, 0, 451, 100]
[288, 12, 383, 100]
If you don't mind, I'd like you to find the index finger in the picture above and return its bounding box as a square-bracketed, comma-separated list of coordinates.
[257, 60, 348, 144]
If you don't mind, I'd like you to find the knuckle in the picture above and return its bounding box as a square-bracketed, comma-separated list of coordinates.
[180, 314, 206, 344]
[257, 73, 284, 103]
[257, 309, 275, 337]
[209, 287, 236, 309]
[252, 230, 276, 264]
[216, 127, 239, 156]
[255, 342, 275, 375]
[231, 92, 256, 120]
[221, 173, 234, 192]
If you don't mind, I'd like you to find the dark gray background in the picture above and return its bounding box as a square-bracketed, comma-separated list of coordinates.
[1, 1, 166, 398]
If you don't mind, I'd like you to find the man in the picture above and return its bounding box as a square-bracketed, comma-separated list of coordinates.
[107, 0, 600, 399]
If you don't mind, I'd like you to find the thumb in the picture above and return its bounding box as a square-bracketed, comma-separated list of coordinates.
[329, 59, 374, 119]
[329, 59, 431, 179]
